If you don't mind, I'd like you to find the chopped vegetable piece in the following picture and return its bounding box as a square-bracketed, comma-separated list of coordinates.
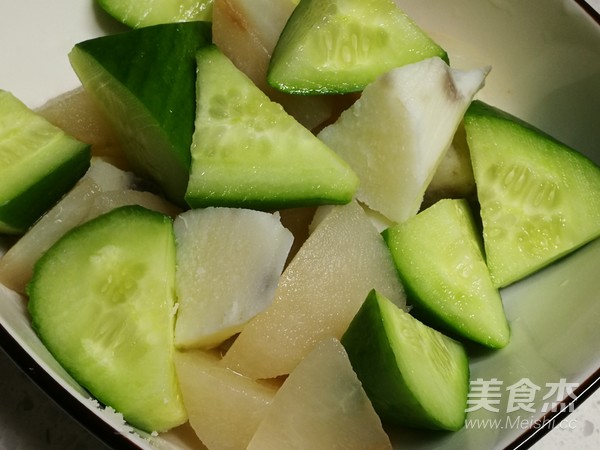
[0, 90, 90, 234]
[383, 198, 510, 348]
[28, 205, 186, 432]
[267, 0, 447, 94]
[342, 290, 469, 431]
[68, 22, 212, 205]
[465, 100, 600, 287]
[185, 45, 359, 209]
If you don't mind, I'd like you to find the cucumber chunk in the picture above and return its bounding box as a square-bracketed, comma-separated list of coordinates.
[267, 0, 447, 94]
[27, 205, 186, 432]
[382, 198, 510, 348]
[98, 0, 214, 28]
[185, 45, 359, 209]
[0, 90, 90, 234]
[465, 100, 600, 288]
[341, 290, 469, 431]
[69, 22, 212, 205]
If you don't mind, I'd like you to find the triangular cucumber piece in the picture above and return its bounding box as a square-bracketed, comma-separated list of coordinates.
[382, 198, 510, 348]
[318, 57, 487, 223]
[98, 0, 214, 28]
[68, 22, 212, 205]
[267, 0, 447, 94]
[184, 45, 359, 209]
[0, 90, 90, 234]
[341, 290, 469, 431]
[465, 100, 600, 288]
[27, 205, 185, 432]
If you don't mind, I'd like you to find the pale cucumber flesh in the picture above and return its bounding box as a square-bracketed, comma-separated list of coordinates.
[383, 198, 510, 349]
[342, 290, 469, 431]
[268, 0, 447, 94]
[27, 205, 185, 432]
[185, 45, 359, 209]
[98, 0, 214, 28]
[465, 100, 600, 287]
[0, 90, 90, 233]
[69, 22, 212, 205]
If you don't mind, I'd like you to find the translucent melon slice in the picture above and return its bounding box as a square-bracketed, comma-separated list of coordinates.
[174, 349, 277, 450]
[221, 200, 405, 379]
[173, 208, 293, 349]
[318, 57, 487, 223]
[37, 87, 127, 169]
[246, 338, 392, 450]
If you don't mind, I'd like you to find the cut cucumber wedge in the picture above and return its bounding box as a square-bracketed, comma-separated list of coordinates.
[0, 90, 90, 234]
[185, 45, 359, 209]
[267, 0, 447, 94]
[27, 205, 186, 432]
[98, 0, 214, 28]
[341, 290, 469, 431]
[69, 22, 212, 205]
[382, 198, 510, 348]
[464, 100, 600, 288]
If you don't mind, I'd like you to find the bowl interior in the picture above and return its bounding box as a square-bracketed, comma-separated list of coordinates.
[1, 1, 600, 449]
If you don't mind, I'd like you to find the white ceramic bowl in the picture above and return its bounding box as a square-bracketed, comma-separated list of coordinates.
[0, 1, 599, 449]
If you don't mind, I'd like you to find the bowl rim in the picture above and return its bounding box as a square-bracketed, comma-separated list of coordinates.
[0, 324, 145, 450]
[0, 1, 599, 449]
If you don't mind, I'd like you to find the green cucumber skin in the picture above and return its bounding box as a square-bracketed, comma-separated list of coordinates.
[185, 45, 359, 209]
[0, 145, 91, 233]
[465, 100, 600, 287]
[342, 290, 469, 431]
[268, 0, 448, 94]
[342, 290, 429, 427]
[382, 199, 510, 349]
[98, 0, 214, 29]
[70, 22, 212, 205]
[27, 205, 185, 432]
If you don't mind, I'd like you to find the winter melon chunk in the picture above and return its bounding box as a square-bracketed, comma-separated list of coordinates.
[221, 200, 405, 379]
[173, 207, 293, 349]
[318, 57, 487, 223]
[247, 338, 392, 450]
[174, 349, 277, 450]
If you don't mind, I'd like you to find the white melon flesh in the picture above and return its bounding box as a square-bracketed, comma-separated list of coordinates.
[221, 200, 406, 379]
[246, 338, 392, 450]
[37, 87, 127, 169]
[318, 57, 488, 223]
[0, 159, 137, 293]
[423, 123, 476, 208]
[173, 207, 293, 349]
[174, 350, 277, 450]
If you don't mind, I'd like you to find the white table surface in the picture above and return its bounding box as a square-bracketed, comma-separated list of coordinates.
[1, 1, 600, 449]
